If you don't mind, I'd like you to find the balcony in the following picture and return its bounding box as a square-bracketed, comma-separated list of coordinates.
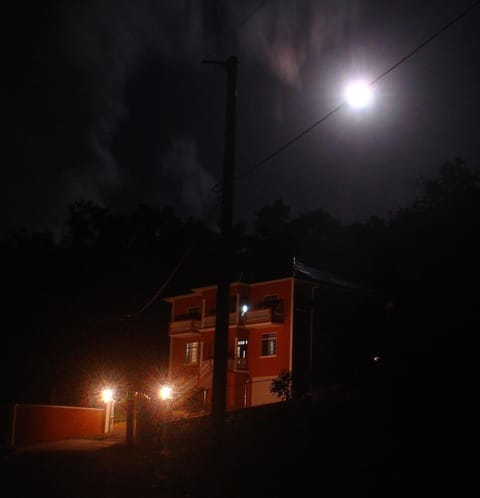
[169, 319, 201, 336]
[201, 312, 238, 329]
[169, 300, 284, 334]
[234, 357, 248, 370]
[242, 307, 283, 325]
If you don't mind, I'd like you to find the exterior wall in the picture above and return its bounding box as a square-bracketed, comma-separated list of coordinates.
[170, 336, 200, 378]
[251, 376, 280, 406]
[165, 274, 381, 412]
[245, 279, 293, 383]
[9, 404, 105, 447]
[292, 278, 384, 397]
[200, 330, 215, 361]
[166, 278, 295, 412]
[202, 289, 218, 315]
[173, 295, 202, 317]
[226, 371, 250, 410]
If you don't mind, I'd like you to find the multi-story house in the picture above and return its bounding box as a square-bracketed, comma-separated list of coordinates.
[163, 261, 383, 413]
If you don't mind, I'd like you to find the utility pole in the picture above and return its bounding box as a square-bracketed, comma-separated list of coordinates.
[203, 56, 238, 432]
[126, 385, 136, 447]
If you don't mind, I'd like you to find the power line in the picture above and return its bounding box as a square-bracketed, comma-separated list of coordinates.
[235, 102, 345, 183]
[369, 0, 480, 87]
[125, 247, 191, 318]
[202, 0, 274, 61]
[236, 0, 272, 30]
[233, 0, 480, 184]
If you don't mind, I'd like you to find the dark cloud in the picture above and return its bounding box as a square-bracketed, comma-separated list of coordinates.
[1, 0, 213, 234]
[2, 0, 480, 235]
[160, 136, 216, 218]
[232, 0, 361, 87]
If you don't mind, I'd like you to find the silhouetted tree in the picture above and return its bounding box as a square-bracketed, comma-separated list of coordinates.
[269, 370, 292, 401]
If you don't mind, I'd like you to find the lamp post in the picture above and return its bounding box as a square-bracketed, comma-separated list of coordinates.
[101, 388, 115, 433]
[159, 384, 173, 455]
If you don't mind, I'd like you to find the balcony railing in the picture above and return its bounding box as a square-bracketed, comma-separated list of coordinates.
[169, 300, 284, 334]
[242, 307, 283, 325]
[235, 357, 248, 370]
[201, 312, 238, 329]
[169, 319, 201, 335]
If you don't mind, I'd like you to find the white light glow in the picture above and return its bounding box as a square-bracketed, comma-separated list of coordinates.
[241, 304, 249, 316]
[101, 388, 114, 403]
[159, 385, 173, 400]
[344, 80, 373, 108]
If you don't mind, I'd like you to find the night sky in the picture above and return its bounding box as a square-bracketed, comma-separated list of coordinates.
[3, 5, 479, 492]
[3, 0, 480, 235]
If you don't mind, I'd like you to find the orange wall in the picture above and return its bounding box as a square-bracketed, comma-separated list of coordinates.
[170, 336, 200, 378]
[167, 279, 294, 408]
[247, 326, 290, 377]
[174, 295, 202, 316]
[246, 279, 293, 377]
[202, 289, 217, 314]
[12, 404, 105, 446]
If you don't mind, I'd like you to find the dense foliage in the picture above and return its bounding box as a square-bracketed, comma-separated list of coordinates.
[2, 157, 479, 409]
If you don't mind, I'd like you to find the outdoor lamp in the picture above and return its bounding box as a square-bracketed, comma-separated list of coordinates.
[159, 385, 173, 401]
[101, 387, 115, 433]
[101, 388, 114, 403]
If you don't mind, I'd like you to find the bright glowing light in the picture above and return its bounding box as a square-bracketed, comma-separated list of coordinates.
[101, 388, 114, 403]
[159, 385, 173, 400]
[344, 80, 373, 108]
[241, 304, 249, 316]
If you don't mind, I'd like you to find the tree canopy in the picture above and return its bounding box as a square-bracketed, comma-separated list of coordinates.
[2, 157, 479, 406]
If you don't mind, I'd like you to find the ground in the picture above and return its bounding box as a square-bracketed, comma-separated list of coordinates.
[1, 394, 433, 498]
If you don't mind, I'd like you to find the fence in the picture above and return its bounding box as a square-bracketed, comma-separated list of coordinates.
[0, 403, 106, 447]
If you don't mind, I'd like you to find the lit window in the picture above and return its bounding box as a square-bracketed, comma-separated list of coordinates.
[261, 333, 277, 356]
[185, 342, 199, 364]
[236, 338, 248, 369]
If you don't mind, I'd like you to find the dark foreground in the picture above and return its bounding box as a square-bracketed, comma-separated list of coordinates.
[2, 392, 434, 498]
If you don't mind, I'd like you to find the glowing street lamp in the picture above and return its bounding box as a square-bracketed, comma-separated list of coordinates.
[344, 80, 373, 108]
[101, 387, 115, 433]
[101, 388, 114, 403]
[159, 385, 173, 401]
[159, 384, 174, 455]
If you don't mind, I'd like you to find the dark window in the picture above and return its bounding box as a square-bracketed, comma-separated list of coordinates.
[188, 306, 201, 319]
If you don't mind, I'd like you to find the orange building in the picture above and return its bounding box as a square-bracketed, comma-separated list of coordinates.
[164, 278, 294, 412]
[163, 264, 382, 413]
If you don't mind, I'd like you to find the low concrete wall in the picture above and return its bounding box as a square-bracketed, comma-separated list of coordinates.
[8, 404, 105, 447]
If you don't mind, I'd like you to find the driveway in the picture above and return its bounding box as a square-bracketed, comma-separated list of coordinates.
[13, 422, 127, 453]
[1, 422, 170, 498]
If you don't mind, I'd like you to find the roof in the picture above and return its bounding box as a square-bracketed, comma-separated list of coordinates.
[293, 258, 375, 294]
[163, 277, 294, 302]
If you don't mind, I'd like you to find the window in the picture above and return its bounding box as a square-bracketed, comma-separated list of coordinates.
[263, 294, 280, 308]
[261, 333, 277, 356]
[263, 294, 278, 306]
[188, 306, 201, 318]
[236, 338, 248, 369]
[185, 342, 199, 364]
